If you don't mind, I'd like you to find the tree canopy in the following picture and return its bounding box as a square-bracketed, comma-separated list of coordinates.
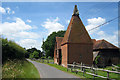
[29, 51, 39, 59]
[41, 30, 66, 58]
[26, 47, 42, 58]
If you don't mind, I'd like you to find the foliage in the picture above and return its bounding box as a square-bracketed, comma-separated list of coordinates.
[2, 59, 40, 78]
[41, 56, 46, 59]
[41, 30, 66, 58]
[95, 55, 100, 65]
[25, 52, 29, 58]
[29, 51, 39, 59]
[26, 48, 42, 58]
[48, 56, 52, 59]
[2, 38, 26, 63]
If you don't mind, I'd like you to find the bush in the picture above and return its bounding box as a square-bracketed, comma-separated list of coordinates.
[41, 56, 46, 59]
[2, 38, 26, 63]
[94, 55, 100, 65]
[48, 56, 52, 59]
[29, 51, 39, 59]
[27, 48, 42, 58]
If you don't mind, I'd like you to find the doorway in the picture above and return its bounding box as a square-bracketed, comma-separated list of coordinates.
[59, 49, 62, 65]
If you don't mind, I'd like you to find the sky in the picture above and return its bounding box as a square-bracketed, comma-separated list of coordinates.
[0, 2, 119, 50]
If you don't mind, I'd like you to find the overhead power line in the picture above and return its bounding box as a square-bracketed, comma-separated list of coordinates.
[88, 16, 120, 32]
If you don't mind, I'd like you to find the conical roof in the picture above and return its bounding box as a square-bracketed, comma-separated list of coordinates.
[61, 5, 92, 45]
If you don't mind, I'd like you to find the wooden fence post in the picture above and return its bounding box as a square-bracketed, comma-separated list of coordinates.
[93, 69, 95, 79]
[71, 68, 73, 72]
[81, 62, 83, 71]
[67, 65, 68, 72]
[72, 62, 75, 72]
[42, 59, 44, 63]
[83, 67, 85, 76]
[47, 58, 49, 63]
[83, 64, 85, 76]
[107, 71, 109, 80]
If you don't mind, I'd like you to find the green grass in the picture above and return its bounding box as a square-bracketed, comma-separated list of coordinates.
[2, 59, 40, 79]
[85, 68, 120, 79]
[37, 59, 54, 63]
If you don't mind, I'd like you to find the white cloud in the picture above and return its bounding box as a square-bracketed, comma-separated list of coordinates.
[0, 18, 32, 35]
[26, 19, 32, 23]
[86, 17, 106, 34]
[12, 11, 15, 14]
[6, 7, 11, 14]
[86, 17, 118, 47]
[96, 30, 118, 46]
[42, 17, 64, 34]
[5, 7, 15, 14]
[12, 31, 40, 39]
[0, 17, 42, 49]
[0, 17, 40, 40]
[17, 39, 42, 50]
[0, 7, 6, 14]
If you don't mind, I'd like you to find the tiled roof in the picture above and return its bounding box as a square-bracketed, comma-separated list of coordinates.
[92, 39, 118, 50]
[61, 5, 92, 45]
[56, 37, 63, 49]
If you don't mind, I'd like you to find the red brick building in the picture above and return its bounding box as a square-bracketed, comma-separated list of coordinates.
[54, 5, 93, 67]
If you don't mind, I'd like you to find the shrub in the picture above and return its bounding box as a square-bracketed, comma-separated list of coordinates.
[48, 56, 52, 59]
[29, 51, 39, 59]
[2, 38, 26, 63]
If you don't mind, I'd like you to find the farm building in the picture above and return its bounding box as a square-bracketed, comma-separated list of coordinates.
[92, 39, 120, 67]
[54, 5, 120, 68]
[54, 5, 93, 67]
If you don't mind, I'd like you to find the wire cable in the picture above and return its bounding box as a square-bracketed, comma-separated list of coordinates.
[88, 16, 119, 32]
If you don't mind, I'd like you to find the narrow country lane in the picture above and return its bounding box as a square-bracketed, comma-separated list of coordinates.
[27, 59, 80, 79]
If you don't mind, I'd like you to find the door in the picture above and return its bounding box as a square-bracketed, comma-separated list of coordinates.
[59, 49, 62, 65]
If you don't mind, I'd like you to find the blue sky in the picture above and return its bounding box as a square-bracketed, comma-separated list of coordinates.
[0, 2, 119, 50]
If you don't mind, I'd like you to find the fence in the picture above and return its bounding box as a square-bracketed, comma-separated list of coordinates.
[67, 63, 120, 79]
[112, 64, 120, 72]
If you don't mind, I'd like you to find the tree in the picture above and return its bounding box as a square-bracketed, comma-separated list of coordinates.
[26, 48, 42, 58]
[29, 51, 39, 59]
[41, 30, 66, 58]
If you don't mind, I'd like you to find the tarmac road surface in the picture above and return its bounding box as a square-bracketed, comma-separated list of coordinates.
[27, 59, 81, 79]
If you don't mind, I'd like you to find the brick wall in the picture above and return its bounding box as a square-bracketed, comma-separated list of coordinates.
[61, 44, 68, 67]
[68, 43, 93, 65]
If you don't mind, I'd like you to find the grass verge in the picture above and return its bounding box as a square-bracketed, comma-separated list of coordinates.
[2, 59, 40, 79]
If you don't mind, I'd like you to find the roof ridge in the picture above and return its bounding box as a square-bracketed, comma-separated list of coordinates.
[103, 39, 118, 48]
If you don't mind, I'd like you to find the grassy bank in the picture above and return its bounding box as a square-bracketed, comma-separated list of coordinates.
[2, 59, 40, 79]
